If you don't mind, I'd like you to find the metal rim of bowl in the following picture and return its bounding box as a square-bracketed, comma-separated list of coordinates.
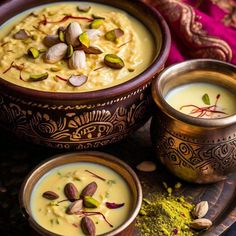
[0, 0, 171, 101]
[19, 151, 143, 236]
[152, 59, 236, 127]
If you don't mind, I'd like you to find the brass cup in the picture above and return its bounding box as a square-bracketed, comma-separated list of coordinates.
[19, 151, 142, 236]
[151, 59, 236, 184]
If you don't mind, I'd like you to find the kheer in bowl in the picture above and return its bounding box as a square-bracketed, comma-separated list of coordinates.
[19, 151, 142, 236]
[0, 0, 170, 149]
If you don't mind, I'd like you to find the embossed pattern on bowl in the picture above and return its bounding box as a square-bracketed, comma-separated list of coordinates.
[151, 59, 236, 184]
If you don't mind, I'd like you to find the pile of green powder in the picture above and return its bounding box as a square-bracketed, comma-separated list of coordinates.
[136, 191, 195, 236]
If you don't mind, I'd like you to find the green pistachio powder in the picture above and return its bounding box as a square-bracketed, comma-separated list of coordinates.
[136, 184, 196, 236]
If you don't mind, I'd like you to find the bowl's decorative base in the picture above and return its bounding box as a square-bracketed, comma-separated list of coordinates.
[0, 84, 152, 149]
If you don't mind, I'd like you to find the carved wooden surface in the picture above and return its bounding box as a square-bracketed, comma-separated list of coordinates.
[0, 120, 235, 235]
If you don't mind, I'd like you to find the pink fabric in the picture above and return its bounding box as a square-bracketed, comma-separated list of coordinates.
[148, 0, 236, 65]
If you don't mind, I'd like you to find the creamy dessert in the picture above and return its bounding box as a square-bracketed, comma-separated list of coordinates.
[165, 82, 236, 118]
[0, 2, 156, 92]
[31, 162, 132, 236]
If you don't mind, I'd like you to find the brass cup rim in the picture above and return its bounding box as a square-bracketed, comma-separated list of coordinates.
[152, 59, 236, 127]
[19, 151, 142, 236]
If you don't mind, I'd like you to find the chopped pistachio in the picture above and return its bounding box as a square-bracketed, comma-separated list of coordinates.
[174, 182, 182, 189]
[28, 47, 39, 59]
[68, 74, 88, 87]
[92, 14, 105, 20]
[128, 68, 135, 72]
[31, 35, 38, 41]
[28, 72, 48, 82]
[89, 19, 103, 29]
[104, 54, 124, 69]
[77, 5, 91, 12]
[107, 179, 116, 186]
[105, 28, 124, 42]
[167, 187, 173, 195]
[39, 48, 47, 53]
[162, 182, 168, 189]
[143, 198, 151, 205]
[202, 93, 210, 105]
[58, 30, 65, 42]
[139, 209, 147, 216]
[50, 67, 61, 72]
[55, 218, 60, 224]
[66, 44, 74, 58]
[48, 11, 56, 16]
[83, 196, 100, 208]
[22, 38, 32, 44]
[78, 32, 90, 48]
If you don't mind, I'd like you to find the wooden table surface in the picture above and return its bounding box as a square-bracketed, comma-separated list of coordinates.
[0, 120, 236, 236]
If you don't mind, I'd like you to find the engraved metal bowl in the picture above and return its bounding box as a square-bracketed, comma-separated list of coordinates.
[0, 0, 170, 149]
[151, 59, 236, 184]
[19, 151, 142, 236]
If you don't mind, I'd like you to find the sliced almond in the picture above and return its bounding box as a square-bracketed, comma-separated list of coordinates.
[68, 74, 88, 87]
[44, 43, 67, 64]
[136, 161, 156, 172]
[68, 50, 86, 69]
[65, 22, 83, 46]
[14, 29, 30, 40]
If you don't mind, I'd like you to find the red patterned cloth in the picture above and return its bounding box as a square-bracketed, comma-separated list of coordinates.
[144, 0, 236, 65]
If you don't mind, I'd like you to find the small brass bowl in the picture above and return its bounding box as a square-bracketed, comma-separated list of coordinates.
[19, 151, 142, 236]
[151, 59, 236, 184]
[0, 0, 170, 150]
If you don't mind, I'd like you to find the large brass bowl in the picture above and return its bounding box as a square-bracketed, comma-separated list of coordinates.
[151, 59, 236, 184]
[0, 0, 170, 149]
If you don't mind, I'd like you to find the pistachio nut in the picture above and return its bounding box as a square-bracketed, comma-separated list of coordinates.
[43, 35, 60, 47]
[192, 201, 209, 219]
[66, 199, 83, 214]
[83, 196, 100, 208]
[68, 50, 86, 69]
[64, 182, 79, 201]
[44, 43, 67, 63]
[104, 54, 124, 69]
[80, 181, 97, 199]
[65, 22, 83, 46]
[190, 218, 212, 230]
[81, 216, 96, 236]
[42, 191, 59, 200]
